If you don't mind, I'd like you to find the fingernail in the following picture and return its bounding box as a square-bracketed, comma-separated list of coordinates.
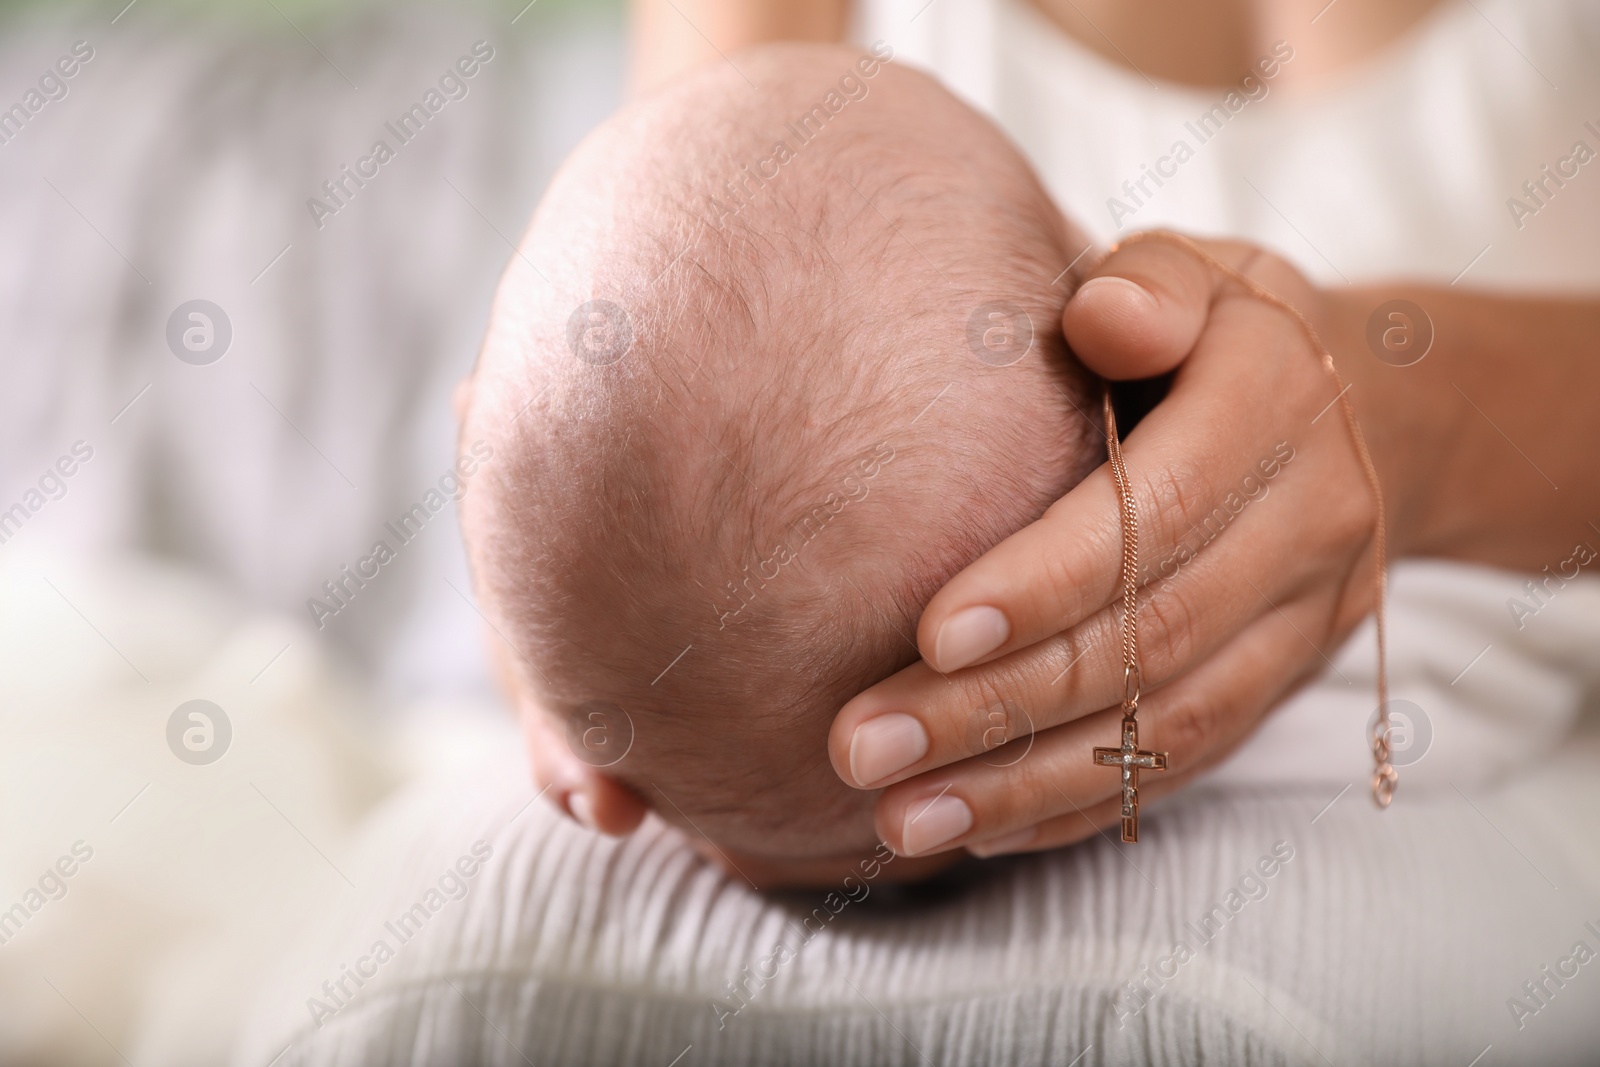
[567, 791, 597, 831]
[901, 793, 973, 855]
[967, 826, 1037, 858]
[1074, 276, 1158, 314]
[933, 605, 1009, 672]
[848, 713, 929, 787]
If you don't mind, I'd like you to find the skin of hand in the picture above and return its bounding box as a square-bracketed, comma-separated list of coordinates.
[826, 236, 1392, 858]
[827, 234, 1600, 860]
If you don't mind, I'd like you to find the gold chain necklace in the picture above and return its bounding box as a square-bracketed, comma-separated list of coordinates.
[1092, 230, 1394, 844]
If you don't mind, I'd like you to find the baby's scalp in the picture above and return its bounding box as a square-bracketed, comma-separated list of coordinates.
[460, 44, 1101, 860]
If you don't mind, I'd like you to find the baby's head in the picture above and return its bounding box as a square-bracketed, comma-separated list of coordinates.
[459, 45, 1100, 868]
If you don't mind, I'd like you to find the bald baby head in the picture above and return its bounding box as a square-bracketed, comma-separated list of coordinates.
[460, 44, 1100, 860]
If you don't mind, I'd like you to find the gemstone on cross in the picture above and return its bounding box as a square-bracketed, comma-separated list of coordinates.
[1092, 715, 1168, 842]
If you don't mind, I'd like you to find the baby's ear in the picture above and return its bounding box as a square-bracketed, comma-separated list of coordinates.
[566, 772, 650, 836]
[519, 699, 650, 837]
[478, 585, 650, 838]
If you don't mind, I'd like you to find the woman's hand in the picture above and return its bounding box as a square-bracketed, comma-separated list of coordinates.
[827, 234, 1391, 858]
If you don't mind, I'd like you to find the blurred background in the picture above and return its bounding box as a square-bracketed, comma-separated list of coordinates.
[0, 0, 626, 709]
[0, 4, 629, 1059]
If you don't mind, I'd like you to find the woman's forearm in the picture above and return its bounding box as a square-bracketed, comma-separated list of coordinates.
[1333, 286, 1600, 570]
[630, 0, 849, 94]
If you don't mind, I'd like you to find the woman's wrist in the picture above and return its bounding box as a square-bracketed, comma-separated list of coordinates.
[1326, 282, 1600, 569]
[1319, 285, 1443, 560]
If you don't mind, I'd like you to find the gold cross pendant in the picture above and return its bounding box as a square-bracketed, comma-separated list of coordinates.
[1093, 715, 1168, 842]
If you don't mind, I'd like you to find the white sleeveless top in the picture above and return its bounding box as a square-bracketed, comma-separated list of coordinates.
[860, 0, 1600, 288]
[855, 0, 1600, 790]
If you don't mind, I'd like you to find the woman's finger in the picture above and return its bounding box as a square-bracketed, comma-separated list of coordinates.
[871, 600, 1325, 856]
[914, 281, 1330, 676]
[964, 766, 1208, 856]
[1063, 235, 1266, 380]
[831, 454, 1355, 790]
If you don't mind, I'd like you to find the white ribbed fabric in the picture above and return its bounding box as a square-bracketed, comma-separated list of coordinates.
[8, 542, 1594, 1067]
[233, 727, 1600, 1067]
